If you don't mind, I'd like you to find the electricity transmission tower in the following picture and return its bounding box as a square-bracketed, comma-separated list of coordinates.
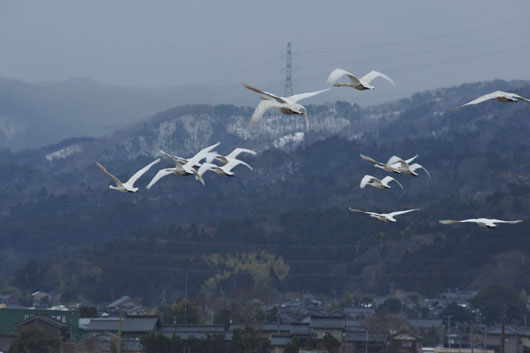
[284, 42, 293, 96]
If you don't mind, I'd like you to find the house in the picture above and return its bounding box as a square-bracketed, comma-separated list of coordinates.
[13, 315, 68, 340]
[407, 319, 443, 346]
[0, 294, 19, 309]
[484, 326, 530, 353]
[344, 330, 388, 353]
[32, 291, 61, 308]
[344, 306, 375, 318]
[105, 296, 145, 315]
[70, 332, 144, 353]
[389, 332, 423, 353]
[433, 348, 494, 353]
[158, 324, 230, 340]
[87, 315, 160, 339]
[309, 314, 346, 341]
[439, 290, 477, 309]
[271, 334, 293, 353]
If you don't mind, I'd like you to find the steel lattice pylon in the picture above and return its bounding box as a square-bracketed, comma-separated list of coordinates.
[284, 42, 293, 97]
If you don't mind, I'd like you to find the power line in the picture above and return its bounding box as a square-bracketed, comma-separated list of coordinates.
[99, 261, 503, 278]
[389, 40, 530, 74]
[297, 17, 530, 56]
[298, 29, 530, 70]
[96, 232, 530, 251]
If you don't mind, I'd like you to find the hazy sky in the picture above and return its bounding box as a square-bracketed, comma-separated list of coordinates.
[1, 0, 530, 105]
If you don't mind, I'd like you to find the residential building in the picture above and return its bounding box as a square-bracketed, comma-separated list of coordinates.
[389, 332, 423, 353]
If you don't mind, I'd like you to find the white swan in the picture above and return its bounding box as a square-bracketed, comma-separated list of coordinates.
[146, 142, 220, 189]
[349, 207, 419, 223]
[96, 158, 160, 193]
[196, 159, 251, 178]
[360, 153, 401, 174]
[241, 81, 329, 131]
[386, 155, 418, 167]
[360, 175, 403, 190]
[210, 147, 256, 170]
[456, 91, 530, 109]
[326, 68, 395, 90]
[440, 218, 523, 229]
[389, 159, 431, 178]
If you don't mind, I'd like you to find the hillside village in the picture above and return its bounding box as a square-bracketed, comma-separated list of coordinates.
[0, 287, 527, 353]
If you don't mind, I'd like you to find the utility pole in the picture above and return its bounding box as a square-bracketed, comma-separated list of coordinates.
[458, 323, 462, 350]
[365, 329, 368, 353]
[284, 42, 293, 96]
[70, 311, 74, 342]
[446, 315, 453, 349]
[184, 271, 188, 325]
[501, 303, 505, 353]
[118, 309, 123, 353]
[440, 322, 444, 347]
[483, 324, 487, 351]
[471, 322, 474, 353]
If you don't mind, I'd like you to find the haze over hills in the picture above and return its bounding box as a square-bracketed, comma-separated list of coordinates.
[2, 75, 527, 151]
[0, 79, 529, 301]
[0, 76, 250, 150]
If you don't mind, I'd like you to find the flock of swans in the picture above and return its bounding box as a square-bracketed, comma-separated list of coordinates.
[97, 66, 529, 229]
[97, 142, 256, 191]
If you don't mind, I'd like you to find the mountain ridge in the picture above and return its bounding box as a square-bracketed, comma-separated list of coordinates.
[0, 79, 529, 300]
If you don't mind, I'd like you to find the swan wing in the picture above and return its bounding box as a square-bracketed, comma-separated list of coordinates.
[491, 219, 524, 224]
[146, 168, 175, 190]
[288, 88, 329, 103]
[186, 142, 222, 167]
[250, 100, 279, 126]
[96, 162, 123, 188]
[387, 209, 419, 218]
[360, 153, 382, 166]
[439, 219, 461, 225]
[360, 175, 375, 189]
[326, 68, 359, 86]
[458, 219, 484, 225]
[456, 91, 506, 109]
[361, 71, 395, 86]
[194, 162, 219, 185]
[223, 159, 252, 172]
[226, 148, 257, 160]
[382, 176, 403, 189]
[386, 155, 404, 166]
[405, 155, 419, 164]
[241, 81, 287, 103]
[348, 207, 372, 215]
[513, 94, 530, 103]
[125, 158, 161, 187]
[410, 163, 431, 178]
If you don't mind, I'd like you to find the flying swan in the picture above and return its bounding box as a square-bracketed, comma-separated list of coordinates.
[456, 91, 530, 109]
[349, 207, 419, 222]
[360, 175, 404, 190]
[241, 81, 328, 131]
[96, 159, 160, 193]
[326, 68, 395, 90]
[146, 142, 220, 189]
[210, 147, 256, 170]
[439, 218, 523, 228]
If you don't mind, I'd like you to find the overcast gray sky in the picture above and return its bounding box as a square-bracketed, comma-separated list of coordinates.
[1, 0, 530, 105]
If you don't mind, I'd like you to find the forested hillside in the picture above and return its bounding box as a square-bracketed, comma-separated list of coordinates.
[0, 79, 529, 303]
